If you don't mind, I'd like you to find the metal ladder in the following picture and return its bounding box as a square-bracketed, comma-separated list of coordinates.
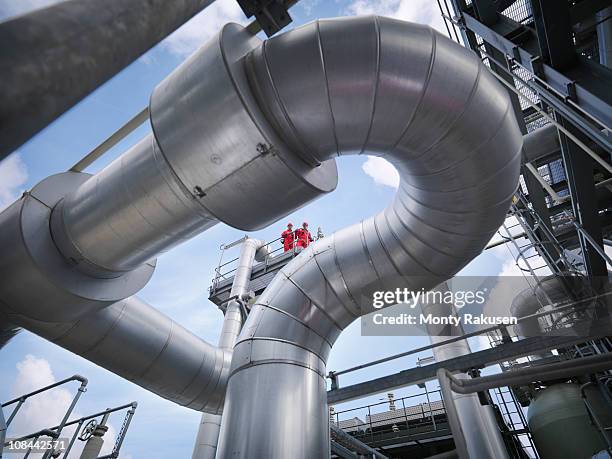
[492, 386, 539, 458]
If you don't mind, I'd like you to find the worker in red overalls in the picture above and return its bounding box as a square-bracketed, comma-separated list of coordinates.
[281, 222, 295, 252]
[296, 222, 314, 251]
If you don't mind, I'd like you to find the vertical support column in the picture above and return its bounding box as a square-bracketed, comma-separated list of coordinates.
[192, 238, 263, 459]
[425, 282, 510, 459]
[558, 122, 608, 278]
[530, 0, 577, 71]
[529, 0, 608, 278]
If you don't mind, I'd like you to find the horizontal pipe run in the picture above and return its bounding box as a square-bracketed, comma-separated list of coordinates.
[440, 352, 612, 395]
[331, 292, 607, 379]
[9, 297, 230, 413]
[436, 352, 612, 459]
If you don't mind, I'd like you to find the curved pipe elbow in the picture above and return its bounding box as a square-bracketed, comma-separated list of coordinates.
[236, 15, 522, 361]
[9, 297, 230, 413]
[219, 17, 522, 457]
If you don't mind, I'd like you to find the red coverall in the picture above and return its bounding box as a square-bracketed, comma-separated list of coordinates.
[296, 228, 314, 249]
[281, 229, 295, 252]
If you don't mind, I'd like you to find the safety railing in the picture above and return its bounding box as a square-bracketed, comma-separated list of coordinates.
[1, 375, 87, 459]
[329, 389, 448, 447]
[210, 230, 325, 295]
[2, 375, 137, 459]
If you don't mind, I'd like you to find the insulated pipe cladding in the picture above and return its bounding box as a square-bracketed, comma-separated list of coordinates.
[193, 237, 264, 459]
[0, 14, 521, 454]
[217, 16, 522, 458]
[0, 23, 337, 324]
[0, 22, 336, 408]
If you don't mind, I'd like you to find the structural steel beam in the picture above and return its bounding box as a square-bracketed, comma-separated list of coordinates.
[460, 11, 612, 128]
[528, 0, 609, 277]
[531, 0, 577, 71]
[559, 120, 608, 277]
[0, 0, 218, 160]
[327, 335, 590, 404]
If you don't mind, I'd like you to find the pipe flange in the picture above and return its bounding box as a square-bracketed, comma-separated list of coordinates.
[0, 172, 155, 322]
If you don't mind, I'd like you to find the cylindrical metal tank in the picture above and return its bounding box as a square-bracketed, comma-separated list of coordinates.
[527, 383, 610, 459]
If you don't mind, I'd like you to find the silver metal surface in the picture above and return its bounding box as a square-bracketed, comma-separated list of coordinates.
[0, 173, 154, 322]
[218, 16, 522, 459]
[150, 23, 337, 231]
[0, 18, 336, 419]
[521, 123, 560, 163]
[192, 238, 263, 459]
[55, 135, 217, 274]
[11, 296, 230, 412]
[51, 22, 336, 275]
[425, 283, 509, 459]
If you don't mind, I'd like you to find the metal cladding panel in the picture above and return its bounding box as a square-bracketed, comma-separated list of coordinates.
[14, 297, 229, 412]
[0, 173, 154, 322]
[220, 15, 523, 459]
[150, 23, 337, 231]
[59, 136, 215, 273]
[217, 352, 329, 459]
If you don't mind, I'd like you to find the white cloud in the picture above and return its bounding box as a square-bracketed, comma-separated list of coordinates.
[347, 0, 448, 35]
[10, 355, 73, 437]
[0, 153, 28, 211]
[162, 0, 246, 57]
[362, 156, 400, 189]
[299, 0, 321, 17]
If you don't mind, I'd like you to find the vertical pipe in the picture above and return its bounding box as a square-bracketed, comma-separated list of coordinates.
[424, 282, 509, 459]
[0, 0, 219, 159]
[597, 7, 612, 69]
[192, 238, 262, 459]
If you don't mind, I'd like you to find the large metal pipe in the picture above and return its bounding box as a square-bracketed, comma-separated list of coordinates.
[0, 0, 219, 159]
[192, 237, 263, 459]
[0, 23, 337, 324]
[52, 134, 218, 275]
[522, 123, 560, 163]
[0, 18, 337, 421]
[217, 16, 522, 458]
[424, 283, 509, 459]
[4, 296, 230, 412]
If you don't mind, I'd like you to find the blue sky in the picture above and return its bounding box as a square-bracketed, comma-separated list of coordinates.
[0, 1, 522, 457]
